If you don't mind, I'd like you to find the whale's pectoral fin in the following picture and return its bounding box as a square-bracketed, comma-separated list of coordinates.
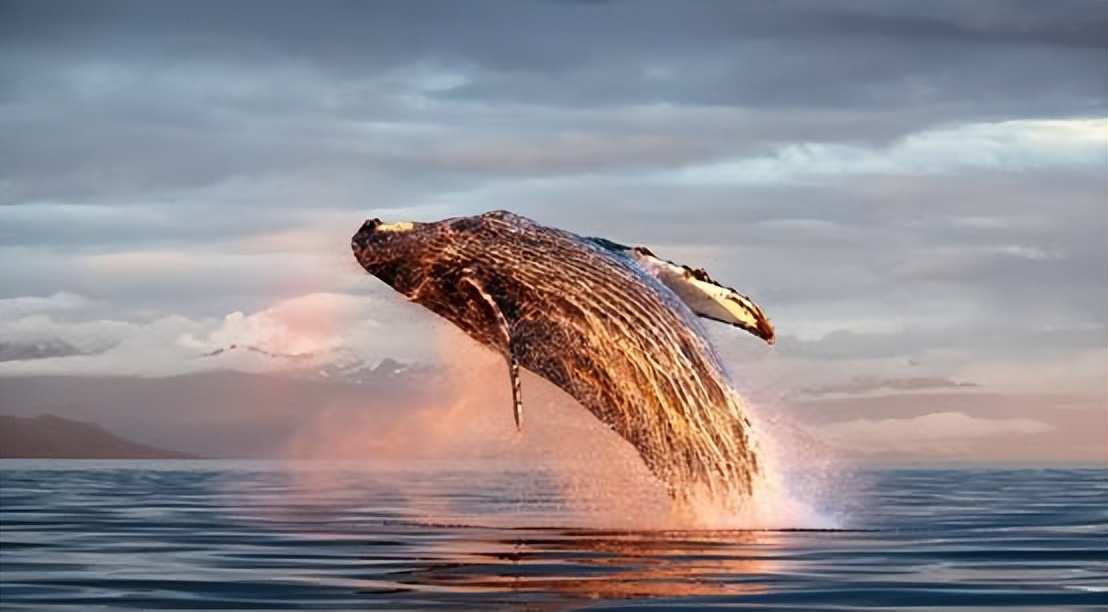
[460, 275, 524, 431]
[584, 235, 775, 344]
[508, 351, 522, 431]
[629, 246, 776, 345]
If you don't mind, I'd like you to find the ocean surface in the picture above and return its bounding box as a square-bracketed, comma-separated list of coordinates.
[1, 460, 1105, 610]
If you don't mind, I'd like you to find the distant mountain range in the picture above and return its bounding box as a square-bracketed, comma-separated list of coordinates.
[195, 343, 436, 385]
[0, 414, 197, 459]
[0, 362, 447, 459]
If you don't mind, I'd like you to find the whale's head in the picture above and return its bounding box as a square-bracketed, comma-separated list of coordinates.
[351, 218, 431, 296]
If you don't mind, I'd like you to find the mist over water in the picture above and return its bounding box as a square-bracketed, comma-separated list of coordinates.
[279, 322, 840, 531]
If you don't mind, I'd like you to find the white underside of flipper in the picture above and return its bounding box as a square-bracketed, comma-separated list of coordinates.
[630, 249, 775, 344]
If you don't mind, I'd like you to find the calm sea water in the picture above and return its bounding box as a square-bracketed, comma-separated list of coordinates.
[1, 460, 1105, 610]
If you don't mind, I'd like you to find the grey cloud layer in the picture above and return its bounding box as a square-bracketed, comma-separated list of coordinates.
[2, 1, 1104, 203]
[5, 2, 1102, 107]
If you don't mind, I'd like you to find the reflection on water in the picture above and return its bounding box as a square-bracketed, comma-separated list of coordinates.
[1, 460, 1106, 610]
[264, 462, 782, 598]
[401, 529, 775, 599]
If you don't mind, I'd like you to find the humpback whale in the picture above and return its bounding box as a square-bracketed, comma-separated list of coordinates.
[351, 211, 774, 500]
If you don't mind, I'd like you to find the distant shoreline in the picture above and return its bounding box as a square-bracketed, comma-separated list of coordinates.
[0, 415, 198, 460]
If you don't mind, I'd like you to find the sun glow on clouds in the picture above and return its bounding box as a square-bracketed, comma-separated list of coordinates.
[672, 118, 1107, 185]
[179, 293, 365, 357]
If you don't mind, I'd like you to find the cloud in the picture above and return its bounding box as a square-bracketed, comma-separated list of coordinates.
[816, 411, 1054, 454]
[425, 132, 704, 177]
[179, 292, 372, 357]
[0, 339, 90, 363]
[2, 3, 1104, 203]
[800, 376, 978, 397]
[0, 292, 94, 319]
[0, 291, 435, 377]
[669, 118, 1106, 185]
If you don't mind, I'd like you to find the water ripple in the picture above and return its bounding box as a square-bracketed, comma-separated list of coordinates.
[1, 461, 1105, 610]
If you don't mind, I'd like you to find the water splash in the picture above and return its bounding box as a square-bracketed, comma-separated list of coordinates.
[676, 407, 844, 530]
[278, 323, 840, 530]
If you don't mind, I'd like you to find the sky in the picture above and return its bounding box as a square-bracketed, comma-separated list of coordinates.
[0, 1, 1105, 463]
